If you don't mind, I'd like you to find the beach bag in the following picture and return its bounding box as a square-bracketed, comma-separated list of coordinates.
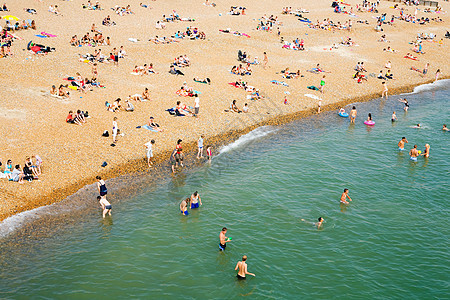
[102, 130, 109, 137]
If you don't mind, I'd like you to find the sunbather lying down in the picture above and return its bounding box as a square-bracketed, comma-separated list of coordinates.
[193, 77, 210, 84]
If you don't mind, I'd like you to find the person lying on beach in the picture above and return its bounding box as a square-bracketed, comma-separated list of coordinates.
[383, 46, 398, 53]
[176, 101, 193, 116]
[148, 116, 163, 131]
[280, 68, 302, 79]
[193, 77, 210, 84]
[404, 53, 418, 60]
[169, 65, 184, 76]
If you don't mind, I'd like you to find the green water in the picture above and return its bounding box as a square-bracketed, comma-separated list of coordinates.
[1, 83, 449, 299]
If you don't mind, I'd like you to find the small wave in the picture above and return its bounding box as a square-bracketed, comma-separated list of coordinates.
[218, 126, 277, 155]
[0, 205, 53, 238]
[401, 79, 450, 95]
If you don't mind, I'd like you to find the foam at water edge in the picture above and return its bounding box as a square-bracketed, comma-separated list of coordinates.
[401, 79, 450, 95]
[0, 205, 52, 238]
[218, 126, 277, 155]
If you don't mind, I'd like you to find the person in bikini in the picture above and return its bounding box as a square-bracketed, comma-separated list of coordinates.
[235, 255, 255, 279]
[350, 106, 357, 123]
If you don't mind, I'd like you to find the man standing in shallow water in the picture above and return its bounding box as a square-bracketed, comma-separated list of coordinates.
[235, 255, 255, 280]
[409, 145, 419, 161]
[219, 227, 231, 251]
[398, 137, 408, 151]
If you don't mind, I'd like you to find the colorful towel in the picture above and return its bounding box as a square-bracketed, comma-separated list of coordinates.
[307, 86, 319, 91]
[136, 125, 159, 132]
[271, 80, 289, 87]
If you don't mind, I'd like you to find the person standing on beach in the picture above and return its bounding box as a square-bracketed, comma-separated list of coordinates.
[235, 256, 255, 279]
[263, 52, 268, 69]
[340, 188, 352, 204]
[350, 106, 357, 123]
[382, 81, 388, 99]
[175, 139, 184, 167]
[320, 75, 325, 94]
[435, 69, 440, 83]
[398, 137, 408, 151]
[112, 117, 118, 144]
[197, 135, 204, 159]
[194, 94, 200, 117]
[219, 227, 231, 251]
[317, 99, 322, 114]
[409, 145, 419, 161]
[144, 139, 155, 167]
[206, 145, 212, 161]
[96, 176, 107, 196]
[98, 196, 112, 218]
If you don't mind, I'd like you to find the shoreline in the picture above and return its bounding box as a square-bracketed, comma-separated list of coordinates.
[1, 78, 447, 224]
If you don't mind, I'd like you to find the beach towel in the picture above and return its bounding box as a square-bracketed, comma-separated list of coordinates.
[35, 35, 48, 38]
[228, 82, 241, 88]
[307, 86, 320, 91]
[404, 56, 419, 61]
[41, 32, 57, 37]
[271, 80, 289, 87]
[136, 125, 159, 132]
[298, 18, 311, 23]
[304, 94, 322, 100]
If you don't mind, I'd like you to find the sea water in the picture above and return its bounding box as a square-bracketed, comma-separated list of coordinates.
[0, 81, 449, 299]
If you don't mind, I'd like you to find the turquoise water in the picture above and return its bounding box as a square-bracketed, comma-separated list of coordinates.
[1, 82, 449, 299]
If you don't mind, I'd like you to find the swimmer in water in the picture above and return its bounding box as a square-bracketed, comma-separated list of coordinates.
[421, 143, 430, 158]
[190, 191, 202, 209]
[340, 188, 352, 204]
[219, 227, 231, 251]
[367, 113, 372, 121]
[180, 197, 190, 215]
[413, 123, 421, 128]
[301, 217, 324, 229]
[391, 111, 397, 122]
[235, 255, 255, 280]
[339, 107, 345, 114]
[442, 124, 449, 131]
[98, 196, 112, 218]
[350, 106, 357, 124]
[409, 144, 419, 161]
[398, 137, 408, 150]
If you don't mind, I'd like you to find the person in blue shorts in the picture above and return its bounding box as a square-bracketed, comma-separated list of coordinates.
[398, 137, 408, 151]
[190, 191, 202, 209]
[180, 198, 190, 215]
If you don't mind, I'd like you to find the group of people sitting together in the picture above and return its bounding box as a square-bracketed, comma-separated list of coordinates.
[82, 1, 102, 10]
[256, 14, 282, 31]
[173, 55, 191, 67]
[112, 5, 133, 16]
[308, 19, 353, 31]
[50, 84, 71, 98]
[280, 67, 302, 79]
[105, 97, 136, 112]
[332, 2, 356, 16]
[70, 26, 111, 47]
[231, 63, 253, 76]
[149, 35, 180, 44]
[282, 38, 305, 51]
[281, 7, 309, 15]
[229, 6, 246, 15]
[228, 100, 249, 113]
[171, 27, 206, 40]
[237, 50, 259, 64]
[161, 11, 194, 23]
[0, 156, 43, 183]
[48, 5, 62, 15]
[356, 0, 379, 13]
[2, 18, 35, 32]
[66, 110, 89, 125]
[60, 72, 103, 93]
[131, 63, 157, 75]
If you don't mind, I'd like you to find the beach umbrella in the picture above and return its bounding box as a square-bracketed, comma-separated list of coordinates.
[1, 15, 20, 21]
